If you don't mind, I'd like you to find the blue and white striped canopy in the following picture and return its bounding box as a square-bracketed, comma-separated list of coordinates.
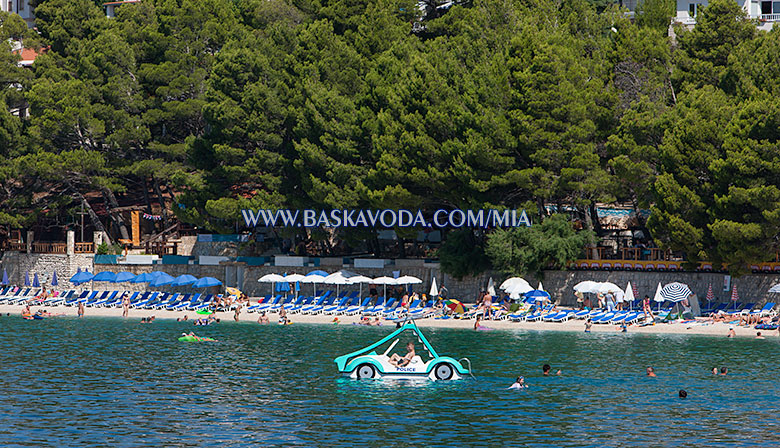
[660, 282, 693, 302]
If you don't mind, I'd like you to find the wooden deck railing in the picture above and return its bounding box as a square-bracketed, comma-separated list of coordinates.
[32, 242, 67, 254]
[3, 241, 26, 251]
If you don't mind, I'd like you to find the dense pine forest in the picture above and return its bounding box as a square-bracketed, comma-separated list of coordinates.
[1, 0, 780, 275]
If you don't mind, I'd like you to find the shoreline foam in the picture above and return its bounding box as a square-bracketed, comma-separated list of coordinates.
[2, 304, 774, 338]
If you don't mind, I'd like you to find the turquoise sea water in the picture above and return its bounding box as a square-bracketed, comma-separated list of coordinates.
[1, 316, 779, 447]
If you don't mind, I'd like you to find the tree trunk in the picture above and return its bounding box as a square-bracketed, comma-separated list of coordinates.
[152, 178, 169, 232]
[66, 181, 110, 244]
[102, 188, 130, 241]
[582, 205, 597, 259]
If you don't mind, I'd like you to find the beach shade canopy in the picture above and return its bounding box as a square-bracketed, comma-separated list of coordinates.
[624, 282, 635, 303]
[92, 271, 117, 282]
[171, 274, 198, 287]
[113, 272, 136, 283]
[323, 271, 355, 285]
[396, 275, 423, 285]
[347, 275, 374, 284]
[660, 282, 692, 302]
[705, 284, 715, 300]
[258, 273, 286, 283]
[430, 278, 439, 297]
[768, 284, 780, 293]
[226, 286, 242, 298]
[149, 272, 175, 287]
[131, 271, 166, 283]
[525, 289, 551, 302]
[70, 270, 93, 285]
[193, 277, 222, 288]
[300, 272, 328, 284]
[51, 271, 58, 286]
[372, 276, 398, 285]
[537, 281, 544, 291]
[32, 273, 40, 288]
[283, 274, 306, 283]
[596, 282, 622, 294]
[24, 271, 30, 286]
[2, 268, 8, 286]
[501, 277, 531, 291]
[653, 282, 664, 302]
[445, 299, 466, 314]
[573, 281, 601, 293]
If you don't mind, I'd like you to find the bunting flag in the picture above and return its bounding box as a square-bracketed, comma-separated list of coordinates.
[142, 213, 163, 221]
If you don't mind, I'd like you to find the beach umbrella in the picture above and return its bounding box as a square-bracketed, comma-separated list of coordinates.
[373, 276, 398, 299]
[193, 277, 222, 288]
[660, 282, 693, 319]
[130, 271, 167, 283]
[301, 271, 328, 297]
[525, 289, 551, 303]
[430, 277, 439, 298]
[653, 282, 664, 312]
[92, 271, 117, 282]
[347, 275, 374, 299]
[501, 277, 532, 292]
[731, 284, 739, 311]
[573, 281, 601, 294]
[32, 273, 40, 288]
[596, 282, 622, 294]
[396, 275, 422, 285]
[283, 274, 306, 283]
[445, 299, 465, 314]
[324, 271, 355, 297]
[149, 272, 175, 287]
[113, 272, 136, 283]
[259, 273, 286, 297]
[51, 271, 58, 287]
[2, 268, 8, 286]
[226, 286, 242, 299]
[769, 284, 780, 294]
[171, 274, 198, 287]
[24, 271, 30, 287]
[76, 267, 81, 274]
[537, 281, 544, 291]
[70, 270, 93, 285]
[705, 284, 715, 309]
[624, 282, 635, 310]
[487, 277, 496, 296]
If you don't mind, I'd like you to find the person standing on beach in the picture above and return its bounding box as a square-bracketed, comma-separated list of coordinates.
[234, 303, 242, 322]
[78, 301, 85, 317]
[642, 295, 653, 320]
[122, 293, 130, 318]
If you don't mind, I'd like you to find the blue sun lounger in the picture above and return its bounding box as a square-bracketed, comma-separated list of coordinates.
[302, 295, 335, 315]
[360, 297, 385, 316]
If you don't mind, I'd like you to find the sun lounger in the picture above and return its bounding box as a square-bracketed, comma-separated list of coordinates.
[303, 295, 335, 315]
[323, 297, 351, 315]
[92, 291, 119, 307]
[361, 297, 386, 316]
[750, 302, 776, 317]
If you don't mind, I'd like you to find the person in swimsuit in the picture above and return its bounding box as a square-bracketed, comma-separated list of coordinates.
[474, 315, 491, 331]
[121, 293, 130, 318]
[509, 376, 527, 389]
[642, 295, 653, 319]
[585, 319, 592, 333]
[389, 342, 415, 367]
[646, 367, 656, 377]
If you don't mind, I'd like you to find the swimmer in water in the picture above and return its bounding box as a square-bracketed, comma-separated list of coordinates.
[474, 315, 491, 331]
[712, 367, 718, 375]
[727, 327, 736, 338]
[646, 367, 656, 377]
[720, 367, 728, 376]
[756, 331, 765, 339]
[679, 389, 687, 399]
[542, 364, 561, 376]
[584, 319, 592, 333]
[509, 376, 527, 389]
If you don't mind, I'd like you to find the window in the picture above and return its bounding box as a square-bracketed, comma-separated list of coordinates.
[7, 1, 12, 12]
[18, 0, 23, 11]
[689, 3, 696, 16]
[762, 1, 771, 14]
[774, 1, 780, 13]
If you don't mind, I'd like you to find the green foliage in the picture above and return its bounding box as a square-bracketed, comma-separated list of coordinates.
[0, 0, 778, 271]
[96, 242, 122, 255]
[437, 229, 491, 280]
[486, 215, 594, 277]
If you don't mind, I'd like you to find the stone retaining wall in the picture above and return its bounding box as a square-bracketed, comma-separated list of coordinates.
[0, 252, 94, 286]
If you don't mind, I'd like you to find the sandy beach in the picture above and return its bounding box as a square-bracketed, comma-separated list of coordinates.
[3, 303, 774, 338]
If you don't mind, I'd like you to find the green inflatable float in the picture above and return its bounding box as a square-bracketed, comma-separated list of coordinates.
[178, 334, 217, 342]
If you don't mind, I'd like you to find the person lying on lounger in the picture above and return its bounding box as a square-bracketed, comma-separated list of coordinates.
[388, 342, 415, 367]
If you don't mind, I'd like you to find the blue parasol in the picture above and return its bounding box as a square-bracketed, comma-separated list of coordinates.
[92, 271, 117, 282]
[171, 274, 198, 287]
[24, 271, 30, 287]
[113, 272, 137, 283]
[149, 272, 175, 287]
[70, 271, 93, 285]
[193, 277, 222, 288]
[51, 271, 58, 286]
[32, 273, 40, 288]
[2, 268, 8, 286]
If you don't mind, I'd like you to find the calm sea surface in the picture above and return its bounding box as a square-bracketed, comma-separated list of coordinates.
[0, 316, 778, 447]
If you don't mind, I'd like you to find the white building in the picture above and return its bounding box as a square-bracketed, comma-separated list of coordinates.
[0, 0, 35, 28]
[675, 0, 778, 30]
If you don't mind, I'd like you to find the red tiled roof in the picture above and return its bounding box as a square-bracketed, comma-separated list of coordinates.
[13, 46, 48, 66]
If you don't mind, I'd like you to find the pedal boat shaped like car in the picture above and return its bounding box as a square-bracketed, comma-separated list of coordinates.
[334, 321, 471, 380]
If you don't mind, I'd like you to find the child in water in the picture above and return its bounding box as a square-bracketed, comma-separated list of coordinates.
[509, 376, 527, 389]
[584, 319, 592, 333]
